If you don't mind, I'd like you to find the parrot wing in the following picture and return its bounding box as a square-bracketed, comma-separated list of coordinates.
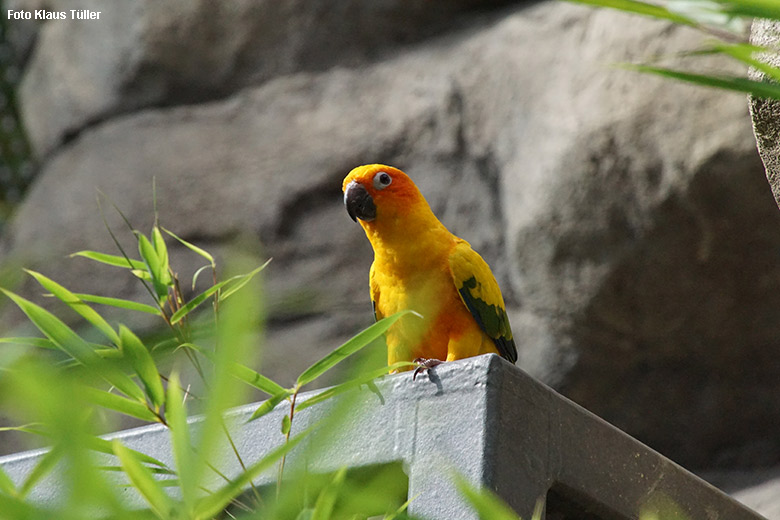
[448, 240, 517, 363]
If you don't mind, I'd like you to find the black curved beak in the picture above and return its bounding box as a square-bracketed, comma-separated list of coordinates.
[344, 181, 376, 222]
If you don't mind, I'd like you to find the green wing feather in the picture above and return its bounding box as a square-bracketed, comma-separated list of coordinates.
[449, 241, 517, 363]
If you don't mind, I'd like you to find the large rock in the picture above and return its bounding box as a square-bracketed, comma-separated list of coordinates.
[751, 19, 780, 210]
[4, 0, 780, 488]
[14, 0, 515, 157]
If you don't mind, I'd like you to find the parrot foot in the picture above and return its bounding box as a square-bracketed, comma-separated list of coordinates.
[412, 357, 444, 381]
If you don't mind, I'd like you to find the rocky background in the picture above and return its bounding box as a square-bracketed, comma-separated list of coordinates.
[2, 0, 780, 516]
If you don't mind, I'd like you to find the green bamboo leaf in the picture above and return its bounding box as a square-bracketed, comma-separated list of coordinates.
[0, 337, 58, 349]
[95, 347, 123, 358]
[169, 262, 269, 324]
[0, 464, 16, 495]
[70, 251, 146, 270]
[227, 361, 286, 396]
[120, 325, 165, 409]
[74, 293, 160, 315]
[189, 344, 286, 396]
[0, 493, 49, 519]
[1, 289, 146, 402]
[714, 0, 780, 20]
[453, 474, 521, 520]
[190, 276, 262, 496]
[88, 437, 170, 470]
[151, 337, 186, 354]
[296, 310, 420, 387]
[311, 467, 347, 520]
[58, 346, 123, 368]
[248, 390, 292, 423]
[132, 269, 153, 281]
[26, 270, 120, 345]
[704, 43, 780, 84]
[218, 260, 271, 302]
[138, 233, 169, 301]
[113, 440, 176, 519]
[0, 423, 44, 435]
[296, 361, 415, 412]
[161, 227, 215, 266]
[191, 265, 212, 291]
[152, 226, 172, 288]
[193, 428, 311, 519]
[384, 493, 418, 520]
[565, 0, 695, 24]
[99, 465, 174, 476]
[169, 281, 227, 324]
[296, 509, 314, 520]
[18, 446, 63, 499]
[281, 414, 291, 435]
[84, 387, 159, 423]
[628, 64, 780, 100]
[138, 234, 160, 272]
[166, 372, 196, 509]
[157, 480, 182, 488]
[0, 423, 170, 472]
[152, 226, 168, 266]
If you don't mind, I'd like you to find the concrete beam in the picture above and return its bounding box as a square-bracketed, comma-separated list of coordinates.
[0, 354, 766, 519]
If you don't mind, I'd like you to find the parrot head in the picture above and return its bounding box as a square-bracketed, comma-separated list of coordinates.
[342, 164, 426, 224]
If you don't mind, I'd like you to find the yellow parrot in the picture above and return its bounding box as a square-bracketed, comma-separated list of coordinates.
[342, 164, 516, 377]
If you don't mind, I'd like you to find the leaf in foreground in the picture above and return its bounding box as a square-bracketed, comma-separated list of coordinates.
[311, 467, 347, 520]
[698, 43, 780, 85]
[70, 250, 147, 270]
[114, 440, 176, 519]
[453, 474, 521, 520]
[0, 494, 50, 520]
[248, 389, 293, 423]
[296, 361, 415, 412]
[384, 493, 418, 520]
[18, 446, 63, 499]
[166, 372, 196, 509]
[0, 289, 145, 402]
[565, 0, 694, 25]
[0, 337, 58, 349]
[88, 437, 170, 472]
[161, 227, 214, 266]
[218, 259, 271, 301]
[628, 64, 780, 100]
[0, 465, 16, 495]
[193, 427, 311, 519]
[26, 269, 120, 345]
[229, 361, 286, 396]
[168, 278, 232, 325]
[194, 345, 285, 396]
[138, 232, 170, 301]
[715, 0, 780, 21]
[75, 293, 160, 315]
[169, 261, 269, 324]
[120, 325, 165, 409]
[83, 387, 159, 423]
[296, 310, 421, 387]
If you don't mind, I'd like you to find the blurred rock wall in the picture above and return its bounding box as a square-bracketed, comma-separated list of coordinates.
[3, 0, 779, 484]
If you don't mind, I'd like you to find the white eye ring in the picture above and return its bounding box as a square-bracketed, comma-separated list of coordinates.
[373, 171, 392, 190]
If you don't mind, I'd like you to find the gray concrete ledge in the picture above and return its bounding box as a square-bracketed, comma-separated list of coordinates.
[0, 354, 767, 519]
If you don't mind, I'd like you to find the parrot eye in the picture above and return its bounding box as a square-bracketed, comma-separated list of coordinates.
[373, 171, 392, 190]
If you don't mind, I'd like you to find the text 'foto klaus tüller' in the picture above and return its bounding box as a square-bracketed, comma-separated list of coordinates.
[7, 10, 101, 20]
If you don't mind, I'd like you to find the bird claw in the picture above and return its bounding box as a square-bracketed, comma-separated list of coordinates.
[412, 357, 444, 381]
